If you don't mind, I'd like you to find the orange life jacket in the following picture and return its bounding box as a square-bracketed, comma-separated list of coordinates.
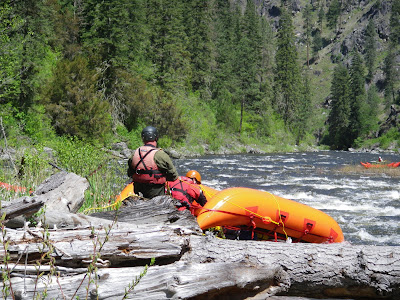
[131, 144, 166, 184]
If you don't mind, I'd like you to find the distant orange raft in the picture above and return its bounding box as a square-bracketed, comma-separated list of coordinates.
[197, 187, 344, 243]
[360, 161, 400, 169]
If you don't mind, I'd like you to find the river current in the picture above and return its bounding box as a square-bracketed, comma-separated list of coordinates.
[174, 151, 400, 246]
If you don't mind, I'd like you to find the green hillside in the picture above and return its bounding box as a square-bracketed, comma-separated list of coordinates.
[1, 0, 399, 156]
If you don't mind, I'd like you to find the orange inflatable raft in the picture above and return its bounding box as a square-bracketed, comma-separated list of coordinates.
[188, 184, 219, 216]
[360, 161, 400, 169]
[197, 187, 344, 243]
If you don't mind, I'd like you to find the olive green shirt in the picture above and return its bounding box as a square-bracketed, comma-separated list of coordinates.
[154, 149, 179, 181]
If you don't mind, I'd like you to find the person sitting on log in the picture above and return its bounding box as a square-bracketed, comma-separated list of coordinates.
[127, 126, 178, 198]
[167, 170, 207, 215]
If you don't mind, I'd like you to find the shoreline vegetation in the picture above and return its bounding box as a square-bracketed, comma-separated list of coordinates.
[1, 136, 399, 206]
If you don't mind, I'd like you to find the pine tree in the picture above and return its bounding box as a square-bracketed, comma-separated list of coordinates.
[362, 86, 380, 137]
[364, 19, 377, 82]
[302, 4, 313, 67]
[42, 56, 112, 142]
[312, 29, 323, 57]
[328, 63, 351, 150]
[386, 0, 400, 105]
[211, 1, 240, 132]
[390, 0, 400, 45]
[295, 71, 313, 142]
[5, 0, 56, 111]
[183, 0, 214, 98]
[383, 47, 396, 106]
[146, 0, 191, 91]
[236, 0, 263, 135]
[318, 5, 324, 33]
[80, 0, 140, 87]
[274, 7, 302, 129]
[326, 0, 341, 30]
[349, 50, 366, 145]
[0, 1, 23, 105]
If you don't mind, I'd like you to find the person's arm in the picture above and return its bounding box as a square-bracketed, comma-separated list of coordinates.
[196, 191, 207, 206]
[127, 157, 134, 177]
[154, 150, 179, 181]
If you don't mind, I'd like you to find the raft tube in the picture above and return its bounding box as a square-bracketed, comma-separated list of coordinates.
[191, 184, 219, 216]
[197, 187, 344, 243]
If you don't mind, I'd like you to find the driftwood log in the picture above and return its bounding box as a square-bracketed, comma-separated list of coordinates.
[1, 172, 399, 299]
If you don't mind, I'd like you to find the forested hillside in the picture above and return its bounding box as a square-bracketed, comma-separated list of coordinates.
[1, 0, 399, 154]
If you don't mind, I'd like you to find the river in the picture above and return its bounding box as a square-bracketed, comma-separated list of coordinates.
[174, 151, 400, 246]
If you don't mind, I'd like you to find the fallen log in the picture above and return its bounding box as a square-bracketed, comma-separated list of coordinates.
[2, 222, 194, 268]
[0, 196, 44, 220]
[2, 224, 400, 299]
[32, 171, 89, 213]
[3, 171, 89, 228]
[1, 172, 399, 299]
[7, 261, 288, 300]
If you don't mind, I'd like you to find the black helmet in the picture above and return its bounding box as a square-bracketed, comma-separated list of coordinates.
[141, 126, 158, 142]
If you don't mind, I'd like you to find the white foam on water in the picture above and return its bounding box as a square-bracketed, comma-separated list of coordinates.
[285, 191, 314, 201]
[308, 200, 375, 212]
[283, 166, 297, 170]
[335, 215, 347, 224]
[387, 190, 400, 199]
[211, 158, 239, 165]
[353, 228, 395, 245]
[281, 158, 297, 163]
[202, 179, 227, 190]
[218, 174, 240, 178]
[312, 184, 338, 190]
[375, 206, 400, 216]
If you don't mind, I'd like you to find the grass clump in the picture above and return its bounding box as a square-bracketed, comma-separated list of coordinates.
[337, 164, 400, 177]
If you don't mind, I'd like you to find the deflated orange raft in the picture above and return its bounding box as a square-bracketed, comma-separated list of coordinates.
[197, 187, 344, 243]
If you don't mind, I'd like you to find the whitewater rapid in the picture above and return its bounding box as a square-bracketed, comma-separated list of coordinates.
[175, 151, 400, 246]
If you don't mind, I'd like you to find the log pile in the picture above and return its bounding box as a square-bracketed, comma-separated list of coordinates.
[1, 172, 399, 299]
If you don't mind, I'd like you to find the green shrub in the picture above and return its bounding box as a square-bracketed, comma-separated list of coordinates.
[24, 105, 56, 144]
[379, 128, 400, 149]
[51, 136, 109, 177]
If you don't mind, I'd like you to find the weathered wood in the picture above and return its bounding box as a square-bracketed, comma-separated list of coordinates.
[2, 223, 400, 299]
[0, 196, 44, 220]
[185, 235, 400, 299]
[32, 171, 89, 213]
[7, 262, 287, 300]
[3, 171, 89, 228]
[43, 210, 114, 229]
[1, 172, 400, 299]
[2, 222, 195, 268]
[91, 195, 200, 229]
